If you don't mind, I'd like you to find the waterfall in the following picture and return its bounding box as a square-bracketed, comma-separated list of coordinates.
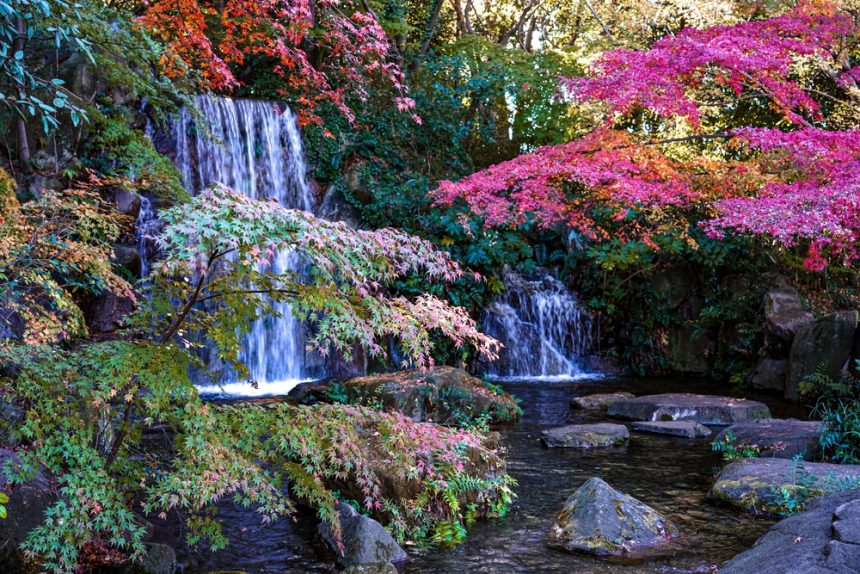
[170, 95, 315, 395]
[483, 271, 596, 380]
[135, 195, 159, 279]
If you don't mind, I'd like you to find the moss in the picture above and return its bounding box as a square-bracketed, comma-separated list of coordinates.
[0, 167, 18, 213]
[83, 110, 190, 205]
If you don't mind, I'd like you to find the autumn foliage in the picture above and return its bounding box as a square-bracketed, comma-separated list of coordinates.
[434, 1, 860, 270]
[137, 0, 413, 125]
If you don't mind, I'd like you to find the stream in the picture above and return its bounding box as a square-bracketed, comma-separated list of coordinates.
[156, 376, 805, 574]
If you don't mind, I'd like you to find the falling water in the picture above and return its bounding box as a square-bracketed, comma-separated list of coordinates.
[135, 195, 159, 279]
[170, 95, 315, 394]
[483, 271, 595, 380]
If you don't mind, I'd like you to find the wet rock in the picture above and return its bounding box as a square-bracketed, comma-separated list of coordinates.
[318, 502, 408, 568]
[133, 543, 176, 574]
[719, 489, 860, 573]
[607, 393, 770, 426]
[344, 565, 398, 574]
[114, 188, 142, 219]
[748, 358, 787, 393]
[82, 289, 135, 334]
[580, 356, 633, 377]
[715, 419, 824, 460]
[541, 423, 629, 448]
[571, 392, 634, 411]
[708, 458, 860, 514]
[340, 367, 520, 426]
[632, 420, 711, 438]
[764, 285, 813, 341]
[114, 243, 143, 278]
[0, 449, 55, 566]
[786, 311, 858, 403]
[547, 477, 676, 556]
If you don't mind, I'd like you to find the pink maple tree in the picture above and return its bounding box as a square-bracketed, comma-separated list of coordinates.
[434, 1, 860, 269]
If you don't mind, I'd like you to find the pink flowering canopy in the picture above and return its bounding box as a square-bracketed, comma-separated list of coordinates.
[434, 1, 860, 269]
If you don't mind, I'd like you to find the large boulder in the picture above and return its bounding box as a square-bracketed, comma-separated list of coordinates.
[715, 419, 824, 461]
[786, 311, 858, 402]
[82, 289, 135, 334]
[338, 367, 520, 426]
[748, 359, 788, 393]
[0, 450, 55, 568]
[541, 423, 629, 448]
[607, 393, 771, 426]
[547, 477, 676, 556]
[719, 489, 860, 573]
[764, 286, 813, 341]
[318, 502, 408, 568]
[667, 323, 714, 374]
[571, 392, 634, 411]
[708, 457, 860, 514]
[632, 420, 711, 438]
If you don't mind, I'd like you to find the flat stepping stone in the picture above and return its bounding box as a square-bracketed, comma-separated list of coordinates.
[715, 419, 824, 460]
[708, 457, 860, 514]
[541, 423, 629, 448]
[547, 477, 677, 556]
[632, 420, 711, 438]
[570, 392, 634, 411]
[607, 393, 770, 425]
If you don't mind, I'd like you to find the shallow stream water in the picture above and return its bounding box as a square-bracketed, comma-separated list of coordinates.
[159, 377, 806, 573]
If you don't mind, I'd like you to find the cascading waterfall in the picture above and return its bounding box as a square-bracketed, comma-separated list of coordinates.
[135, 195, 159, 279]
[170, 95, 315, 395]
[483, 271, 595, 380]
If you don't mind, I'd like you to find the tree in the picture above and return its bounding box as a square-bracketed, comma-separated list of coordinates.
[137, 0, 415, 125]
[434, 1, 860, 270]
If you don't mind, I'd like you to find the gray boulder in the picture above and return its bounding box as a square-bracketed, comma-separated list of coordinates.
[570, 392, 634, 411]
[318, 502, 408, 568]
[786, 311, 858, 402]
[133, 543, 176, 574]
[708, 457, 860, 514]
[719, 489, 860, 573]
[114, 188, 142, 219]
[715, 419, 824, 460]
[632, 420, 711, 438]
[547, 477, 676, 556]
[0, 449, 55, 566]
[764, 286, 813, 341]
[748, 359, 788, 393]
[607, 393, 770, 425]
[541, 423, 629, 448]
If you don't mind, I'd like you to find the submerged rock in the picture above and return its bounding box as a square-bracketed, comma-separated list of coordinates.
[719, 489, 860, 573]
[632, 420, 711, 438]
[708, 458, 860, 514]
[547, 477, 676, 556]
[607, 393, 770, 425]
[571, 392, 634, 411]
[715, 419, 823, 460]
[541, 423, 629, 448]
[318, 502, 408, 568]
[338, 367, 520, 426]
[786, 311, 858, 402]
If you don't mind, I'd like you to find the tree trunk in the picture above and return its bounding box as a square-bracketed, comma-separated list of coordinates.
[410, 0, 445, 73]
[13, 11, 30, 171]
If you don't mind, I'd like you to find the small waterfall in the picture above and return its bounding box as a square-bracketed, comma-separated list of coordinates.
[135, 195, 159, 279]
[170, 95, 315, 394]
[483, 271, 595, 380]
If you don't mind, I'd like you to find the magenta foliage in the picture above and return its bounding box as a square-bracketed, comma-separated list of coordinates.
[566, 4, 854, 126]
[707, 128, 860, 269]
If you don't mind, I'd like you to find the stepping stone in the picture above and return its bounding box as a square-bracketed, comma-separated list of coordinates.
[707, 457, 860, 514]
[547, 477, 677, 556]
[632, 420, 711, 438]
[570, 392, 634, 411]
[607, 393, 770, 425]
[720, 490, 860, 574]
[541, 423, 629, 448]
[715, 419, 824, 460]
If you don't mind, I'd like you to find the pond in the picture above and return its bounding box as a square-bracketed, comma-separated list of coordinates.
[157, 376, 806, 574]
